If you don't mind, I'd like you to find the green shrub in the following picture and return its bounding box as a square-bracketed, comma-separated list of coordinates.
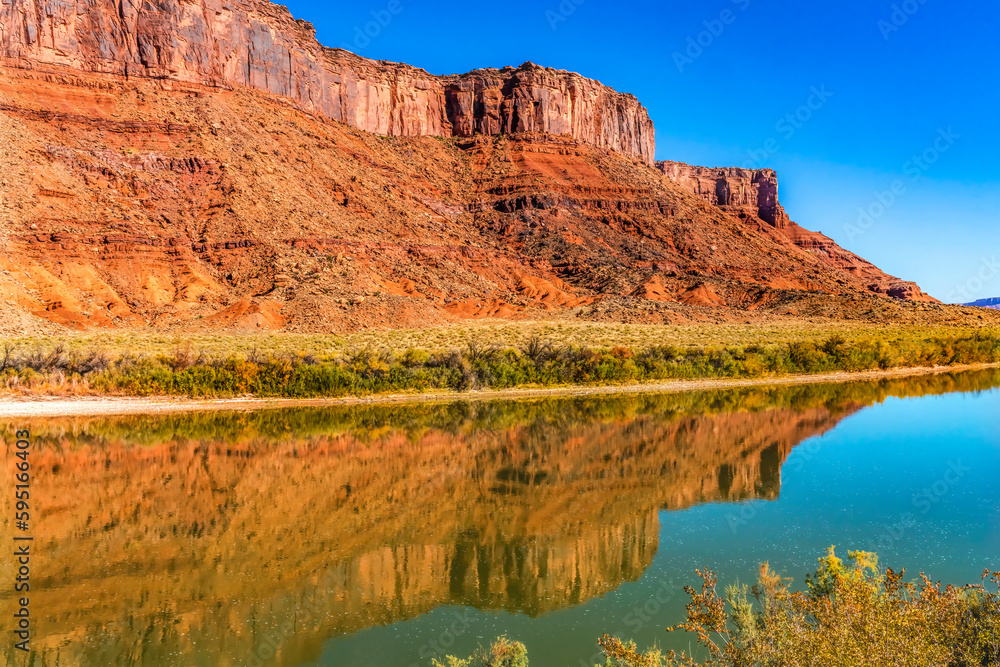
[434, 636, 529, 667]
[600, 549, 1000, 667]
[430, 551, 1000, 667]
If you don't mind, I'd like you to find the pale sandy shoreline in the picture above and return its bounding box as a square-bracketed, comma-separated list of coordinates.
[0, 362, 996, 419]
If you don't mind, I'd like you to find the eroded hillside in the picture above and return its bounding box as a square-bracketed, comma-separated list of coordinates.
[0, 65, 978, 334]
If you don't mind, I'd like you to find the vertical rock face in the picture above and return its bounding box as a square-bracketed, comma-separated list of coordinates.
[0, 0, 655, 162]
[443, 64, 655, 162]
[658, 160, 938, 303]
[965, 298, 1000, 309]
[656, 160, 790, 228]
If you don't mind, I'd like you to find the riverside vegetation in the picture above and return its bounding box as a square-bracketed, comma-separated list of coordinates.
[1, 331, 999, 398]
[438, 550, 1000, 667]
[15, 366, 1000, 444]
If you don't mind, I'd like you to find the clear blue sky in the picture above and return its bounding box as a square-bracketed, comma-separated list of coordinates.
[282, 0, 999, 302]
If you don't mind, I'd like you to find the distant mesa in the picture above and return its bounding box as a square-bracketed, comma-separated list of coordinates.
[655, 161, 935, 304]
[965, 297, 1000, 309]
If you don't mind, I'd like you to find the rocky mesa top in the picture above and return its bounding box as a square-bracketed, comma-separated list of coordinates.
[0, 0, 656, 163]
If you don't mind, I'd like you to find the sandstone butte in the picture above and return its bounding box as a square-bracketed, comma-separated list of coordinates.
[0, 0, 986, 333]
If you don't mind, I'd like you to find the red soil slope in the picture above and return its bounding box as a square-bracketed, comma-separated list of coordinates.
[0, 0, 966, 332]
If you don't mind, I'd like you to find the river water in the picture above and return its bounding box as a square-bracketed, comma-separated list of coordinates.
[2, 370, 999, 666]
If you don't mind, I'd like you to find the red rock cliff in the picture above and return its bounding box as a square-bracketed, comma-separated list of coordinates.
[657, 159, 938, 302]
[0, 0, 655, 162]
[657, 160, 790, 228]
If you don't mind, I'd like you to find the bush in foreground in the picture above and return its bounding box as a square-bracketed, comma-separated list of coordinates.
[440, 550, 999, 667]
[604, 548, 999, 666]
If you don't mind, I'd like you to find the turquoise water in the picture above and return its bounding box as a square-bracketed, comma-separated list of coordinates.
[1, 371, 998, 666]
[323, 383, 1000, 666]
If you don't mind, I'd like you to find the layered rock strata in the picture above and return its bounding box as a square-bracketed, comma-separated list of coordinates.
[0, 0, 655, 162]
[0, 0, 959, 332]
[0, 64, 955, 333]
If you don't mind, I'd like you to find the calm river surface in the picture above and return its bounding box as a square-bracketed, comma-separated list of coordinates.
[2, 370, 999, 666]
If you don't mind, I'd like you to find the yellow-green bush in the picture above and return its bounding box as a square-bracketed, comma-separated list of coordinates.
[433, 637, 528, 667]
[601, 548, 1000, 667]
[451, 551, 999, 667]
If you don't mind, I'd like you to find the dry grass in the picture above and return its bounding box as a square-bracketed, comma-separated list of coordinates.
[5, 320, 996, 361]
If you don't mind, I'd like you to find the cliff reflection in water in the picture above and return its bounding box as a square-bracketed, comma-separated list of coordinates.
[2, 370, 998, 667]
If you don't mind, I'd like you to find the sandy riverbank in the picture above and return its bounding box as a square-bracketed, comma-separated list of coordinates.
[0, 362, 996, 419]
